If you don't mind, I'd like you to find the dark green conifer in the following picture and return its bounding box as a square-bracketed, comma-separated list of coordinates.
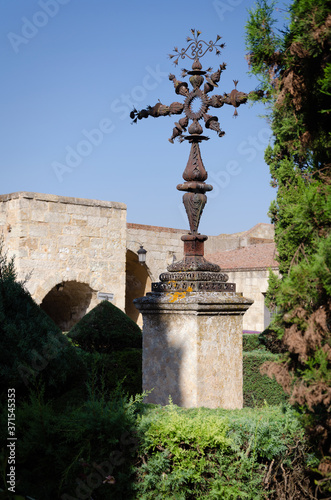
[246, 0, 331, 489]
[0, 239, 84, 400]
[68, 300, 142, 354]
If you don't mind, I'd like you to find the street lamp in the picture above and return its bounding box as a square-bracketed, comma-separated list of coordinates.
[137, 245, 147, 265]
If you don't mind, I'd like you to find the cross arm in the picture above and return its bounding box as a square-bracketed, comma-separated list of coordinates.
[209, 83, 264, 116]
[130, 101, 184, 124]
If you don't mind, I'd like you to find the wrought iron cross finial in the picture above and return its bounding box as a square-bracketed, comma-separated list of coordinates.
[168, 29, 224, 66]
[131, 31, 258, 274]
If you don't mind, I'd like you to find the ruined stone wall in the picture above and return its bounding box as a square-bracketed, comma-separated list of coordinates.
[0, 192, 127, 312]
[224, 267, 279, 332]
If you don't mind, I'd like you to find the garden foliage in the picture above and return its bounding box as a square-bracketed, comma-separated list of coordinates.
[243, 333, 287, 407]
[243, 350, 287, 407]
[68, 300, 142, 353]
[0, 248, 318, 499]
[68, 299, 143, 395]
[0, 384, 143, 499]
[0, 239, 84, 401]
[243, 332, 266, 352]
[245, 0, 331, 492]
[134, 400, 314, 499]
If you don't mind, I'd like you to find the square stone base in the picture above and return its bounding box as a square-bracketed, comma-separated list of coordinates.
[134, 291, 253, 409]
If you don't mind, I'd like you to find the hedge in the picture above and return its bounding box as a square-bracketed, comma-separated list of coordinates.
[243, 350, 287, 407]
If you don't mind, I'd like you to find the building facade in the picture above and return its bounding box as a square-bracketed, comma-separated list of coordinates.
[0, 192, 277, 331]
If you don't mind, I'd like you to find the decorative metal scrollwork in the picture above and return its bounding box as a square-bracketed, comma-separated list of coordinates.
[169, 29, 224, 65]
[131, 30, 258, 288]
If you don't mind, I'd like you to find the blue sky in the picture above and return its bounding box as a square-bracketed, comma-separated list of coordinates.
[1, 0, 287, 235]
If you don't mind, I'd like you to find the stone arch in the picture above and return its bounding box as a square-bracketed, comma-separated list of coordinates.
[125, 250, 152, 326]
[40, 281, 93, 331]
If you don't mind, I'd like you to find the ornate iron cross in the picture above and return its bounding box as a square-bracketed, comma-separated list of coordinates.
[131, 30, 258, 287]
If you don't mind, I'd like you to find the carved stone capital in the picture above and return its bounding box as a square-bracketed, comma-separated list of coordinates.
[152, 281, 236, 292]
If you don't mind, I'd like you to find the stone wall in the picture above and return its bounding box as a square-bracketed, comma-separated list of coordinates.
[126, 222, 274, 283]
[0, 192, 127, 321]
[126, 223, 185, 282]
[205, 223, 274, 254]
[0, 192, 277, 332]
[224, 268, 279, 332]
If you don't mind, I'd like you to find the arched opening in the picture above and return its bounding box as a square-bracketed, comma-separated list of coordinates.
[40, 281, 93, 331]
[125, 250, 151, 326]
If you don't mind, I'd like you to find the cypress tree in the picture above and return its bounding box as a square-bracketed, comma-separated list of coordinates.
[245, 0, 331, 491]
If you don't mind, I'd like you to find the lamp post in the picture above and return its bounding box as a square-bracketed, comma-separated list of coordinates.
[131, 30, 259, 293]
[137, 245, 147, 265]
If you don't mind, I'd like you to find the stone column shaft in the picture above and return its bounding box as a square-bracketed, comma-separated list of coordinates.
[134, 291, 253, 409]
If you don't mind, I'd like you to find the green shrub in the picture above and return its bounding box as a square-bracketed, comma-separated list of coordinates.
[258, 325, 287, 354]
[135, 400, 264, 499]
[0, 384, 144, 499]
[243, 333, 266, 352]
[0, 243, 85, 401]
[134, 401, 310, 499]
[0, 394, 314, 499]
[68, 300, 142, 354]
[78, 348, 142, 396]
[69, 301, 142, 397]
[243, 350, 287, 407]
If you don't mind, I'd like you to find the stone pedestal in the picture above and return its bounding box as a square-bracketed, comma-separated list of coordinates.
[134, 290, 253, 409]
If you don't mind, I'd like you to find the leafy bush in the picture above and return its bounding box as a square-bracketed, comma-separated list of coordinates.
[243, 350, 287, 407]
[78, 348, 142, 396]
[0, 392, 314, 499]
[0, 242, 85, 401]
[134, 401, 313, 499]
[243, 333, 266, 352]
[258, 323, 288, 354]
[242, 333, 287, 407]
[68, 300, 143, 397]
[0, 384, 144, 499]
[68, 300, 142, 354]
[135, 401, 264, 499]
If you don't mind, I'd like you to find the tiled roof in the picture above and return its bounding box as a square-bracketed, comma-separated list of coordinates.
[205, 242, 278, 270]
[127, 223, 185, 233]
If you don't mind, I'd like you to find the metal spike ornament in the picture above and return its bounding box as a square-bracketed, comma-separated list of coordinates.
[131, 30, 258, 292]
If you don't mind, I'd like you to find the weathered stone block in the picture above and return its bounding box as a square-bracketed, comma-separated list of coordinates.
[62, 225, 82, 235]
[48, 201, 67, 212]
[80, 226, 100, 237]
[87, 216, 108, 227]
[58, 235, 77, 247]
[10, 226, 28, 238]
[76, 236, 90, 248]
[90, 237, 104, 249]
[134, 291, 253, 409]
[31, 210, 46, 222]
[29, 200, 49, 212]
[44, 212, 71, 224]
[90, 260, 109, 272]
[66, 204, 100, 216]
[29, 224, 49, 237]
